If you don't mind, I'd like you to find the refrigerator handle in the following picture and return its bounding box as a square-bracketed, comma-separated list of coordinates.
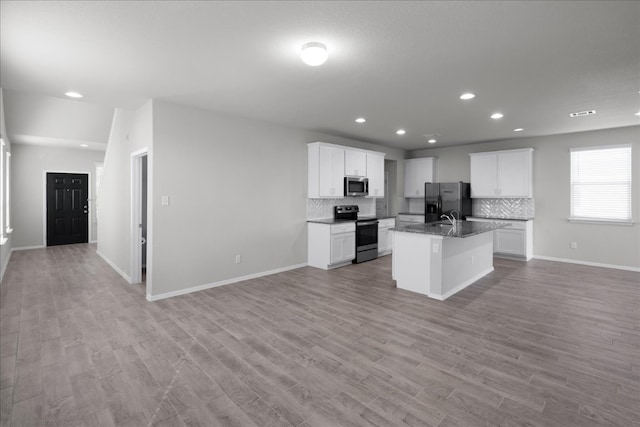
[437, 197, 442, 215]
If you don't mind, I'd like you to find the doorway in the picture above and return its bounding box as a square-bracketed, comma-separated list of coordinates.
[130, 148, 150, 294]
[46, 172, 89, 246]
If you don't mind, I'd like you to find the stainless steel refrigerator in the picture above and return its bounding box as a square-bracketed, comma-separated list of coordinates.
[424, 182, 472, 223]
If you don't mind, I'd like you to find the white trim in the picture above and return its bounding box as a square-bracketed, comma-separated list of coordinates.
[0, 237, 7, 245]
[533, 255, 640, 273]
[146, 262, 308, 302]
[96, 249, 133, 283]
[89, 240, 98, 244]
[569, 143, 632, 152]
[43, 170, 92, 246]
[11, 245, 45, 251]
[130, 148, 149, 287]
[5, 228, 13, 234]
[568, 218, 634, 226]
[424, 267, 495, 301]
[0, 247, 11, 283]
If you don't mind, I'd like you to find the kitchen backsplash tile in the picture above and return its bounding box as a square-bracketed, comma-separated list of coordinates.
[472, 198, 535, 219]
[307, 198, 376, 220]
[408, 199, 425, 214]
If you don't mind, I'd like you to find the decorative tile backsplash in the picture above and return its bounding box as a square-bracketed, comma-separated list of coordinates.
[307, 198, 376, 219]
[472, 198, 535, 219]
[407, 198, 425, 214]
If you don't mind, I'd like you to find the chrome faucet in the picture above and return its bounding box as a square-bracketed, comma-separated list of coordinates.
[441, 213, 456, 228]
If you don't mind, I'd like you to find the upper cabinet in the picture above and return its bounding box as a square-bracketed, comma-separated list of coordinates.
[469, 148, 533, 198]
[345, 150, 367, 177]
[308, 142, 386, 198]
[366, 153, 385, 197]
[404, 157, 435, 198]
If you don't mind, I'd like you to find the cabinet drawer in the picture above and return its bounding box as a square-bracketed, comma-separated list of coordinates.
[331, 223, 355, 234]
[378, 218, 396, 228]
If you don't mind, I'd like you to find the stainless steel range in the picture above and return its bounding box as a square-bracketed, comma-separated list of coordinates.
[334, 205, 379, 264]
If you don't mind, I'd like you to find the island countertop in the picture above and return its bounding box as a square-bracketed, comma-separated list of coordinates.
[391, 220, 510, 238]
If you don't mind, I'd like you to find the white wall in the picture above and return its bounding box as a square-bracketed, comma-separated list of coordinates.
[10, 144, 105, 248]
[149, 100, 406, 298]
[97, 101, 152, 281]
[409, 126, 640, 269]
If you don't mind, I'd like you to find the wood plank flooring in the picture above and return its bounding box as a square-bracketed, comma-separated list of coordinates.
[0, 243, 638, 426]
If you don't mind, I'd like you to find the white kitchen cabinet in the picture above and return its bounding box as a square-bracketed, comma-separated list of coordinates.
[397, 214, 425, 224]
[308, 142, 386, 199]
[308, 143, 345, 198]
[345, 150, 367, 177]
[366, 153, 385, 198]
[308, 222, 356, 269]
[404, 157, 435, 198]
[378, 218, 396, 255]
[469, 148, 533, 198]
[466, 217, 533, 260]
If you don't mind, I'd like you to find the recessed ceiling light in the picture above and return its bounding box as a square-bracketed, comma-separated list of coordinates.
[428, 139, 437, 144]
[396, 129, 406, 135]
[513, 128, 524, 132]
[300, 42, 328, 66]
[355, 117, 366, 123]
[459, 93, 475, 100]
[569, 110, 596, 117]
[80, 144, 89, 147]
[65, 91, 83, 98]
[490, 113, 504, 119]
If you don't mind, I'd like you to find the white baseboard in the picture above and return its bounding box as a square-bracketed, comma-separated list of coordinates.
[11, 245, 45, 251]
[0, 249, 12, 283]
[533, 255, 640, 273]
[430, 266, 495, 301]
[146, 262, 308, 302]
[96, 250, 133, 283]
[90, 240, 98, 244]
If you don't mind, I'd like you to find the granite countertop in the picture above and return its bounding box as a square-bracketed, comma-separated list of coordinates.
[307, 216, 396, 224]
[397, 212, 425, 216]
[467, 215, 534, 221]
[391, 220, 511, 238]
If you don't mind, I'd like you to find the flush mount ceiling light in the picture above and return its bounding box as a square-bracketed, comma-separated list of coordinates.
[300, 42, 328, 66]
[65, 91, 83, 98]
[428, 138, 437, 144]
[490, 113, 504, 119]
[459, 93, 476, 100]
[396, 129, 406, 135]
[80, 144, 89, 148]
[569, 110, 596, 117]
[355, 117, 366, 123]
[513, 128, 524, 132]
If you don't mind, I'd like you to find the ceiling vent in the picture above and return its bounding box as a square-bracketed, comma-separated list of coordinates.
[569, 110, 596, 118]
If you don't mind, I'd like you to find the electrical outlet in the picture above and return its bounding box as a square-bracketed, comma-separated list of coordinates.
[432, 243, 439, 254]
[235, 255, 242, 264]
[161, 195, 170, 206]
[570, 242, 577, 249]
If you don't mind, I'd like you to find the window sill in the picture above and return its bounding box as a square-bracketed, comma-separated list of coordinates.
[568, 218, 634, 226]
[6, 228, 12, 234]
[0, 237, 7, 246]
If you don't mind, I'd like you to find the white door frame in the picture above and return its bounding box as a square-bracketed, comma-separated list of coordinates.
[130, 147, 152, 297]
[42, 170, 92, 247]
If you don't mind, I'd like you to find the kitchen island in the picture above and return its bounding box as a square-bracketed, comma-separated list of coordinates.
[391, 221, 508, 300]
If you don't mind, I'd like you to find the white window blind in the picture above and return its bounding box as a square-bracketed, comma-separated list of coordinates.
[570, 145, 632, 222]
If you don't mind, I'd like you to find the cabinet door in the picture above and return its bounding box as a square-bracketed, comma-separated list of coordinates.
[345, 150, 367, 177]
[404, 158, 434, 198]
[494, 229, 526, 256]
[470, 154, 498, 198]
[366, 153, 385, 197]
[319, 145, 345, 197]
[330, 233, 355, 264]
[497, 150, 532, 197]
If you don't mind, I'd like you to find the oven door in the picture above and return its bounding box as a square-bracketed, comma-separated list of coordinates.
[356, 220, 378, 251]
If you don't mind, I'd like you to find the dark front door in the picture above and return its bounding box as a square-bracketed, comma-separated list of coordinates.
[46, 173, 89, 246]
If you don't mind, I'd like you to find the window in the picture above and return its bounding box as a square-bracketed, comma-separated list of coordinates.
[0, 138, 5, 244]
[570, 145, 632, 223]
[5, 150, 10, 234]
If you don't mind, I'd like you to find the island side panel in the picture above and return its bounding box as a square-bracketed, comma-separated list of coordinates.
[392, 231, 443, 296]
[440, 232, 494, 299]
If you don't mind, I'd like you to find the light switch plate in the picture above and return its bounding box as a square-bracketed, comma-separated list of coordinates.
[161, 195, 170, 206]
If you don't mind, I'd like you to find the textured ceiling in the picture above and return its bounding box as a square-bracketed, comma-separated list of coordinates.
[1, 1, 639, 151]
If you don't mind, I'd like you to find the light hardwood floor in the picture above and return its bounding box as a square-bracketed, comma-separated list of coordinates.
[0, 244, 638, 426]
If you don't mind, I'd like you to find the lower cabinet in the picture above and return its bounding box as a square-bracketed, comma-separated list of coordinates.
[330, 232, 356, 264]
[378, 218, 396, 255]
[466, 217, 533, 260]
[308, 222, 356, 270]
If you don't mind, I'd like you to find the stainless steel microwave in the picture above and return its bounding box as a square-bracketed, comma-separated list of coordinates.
[344, 176, 368, 197]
